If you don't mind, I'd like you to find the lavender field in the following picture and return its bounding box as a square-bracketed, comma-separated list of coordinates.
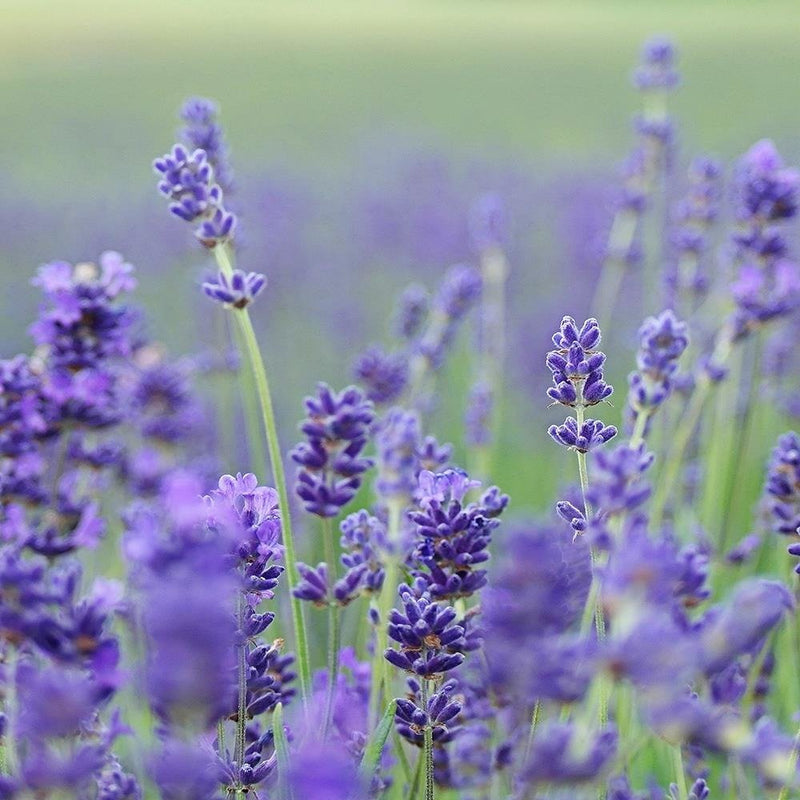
[3, 2, 800, 799]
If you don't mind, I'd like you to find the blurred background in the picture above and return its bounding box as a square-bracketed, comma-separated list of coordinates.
[3, 0, 800, 509]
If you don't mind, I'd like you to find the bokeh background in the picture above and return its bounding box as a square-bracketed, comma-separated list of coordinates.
[3, 0, 800, 510]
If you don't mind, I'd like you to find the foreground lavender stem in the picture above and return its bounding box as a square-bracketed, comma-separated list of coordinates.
[322, 516, 341, 736]
[214, 245, 311, 700]
[368, 499, 403, 728]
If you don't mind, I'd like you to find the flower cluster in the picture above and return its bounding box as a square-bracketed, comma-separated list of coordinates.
[627, 309, 689, 429]
[547, 316, 617, 453]
[291, 383, 375, 517]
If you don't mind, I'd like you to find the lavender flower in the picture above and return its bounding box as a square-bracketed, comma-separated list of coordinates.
[763, 431, 800, 535]
[291, 383, 375, 517]
[153, 144, 236, 248]
[520, 722, 618, 785]
[352, 345, 408, 405]
[393, 283, 429, 341]
[202, 269, 266, 309]
[628, 310, 689, 416]
[395, 682, 462, 747]
[546, 316, 613, 409]
[548, 416, 618, 453]
[416, 264, 482, 369]
[179, 96, 233, 194]
[384, 583, 466, 678]
[632, 37, 680, 91]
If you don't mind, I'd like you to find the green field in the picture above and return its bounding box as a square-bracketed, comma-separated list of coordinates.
[2, 0, 800, 192]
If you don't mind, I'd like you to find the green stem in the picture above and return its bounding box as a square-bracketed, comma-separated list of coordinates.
[1, 648, 17, 776]
[421, 679, 435, 800]
[231, 319, 268, 475]
[629, 409, 650, 449]
[273, 703, 293, 800]
[234, 592, 248, 779]
[369, 500, 403, 729]
[523, 700, 541, 764]
[777, 724, 800, 800]
[409, 747, 424, 800]
[322, 517, 341, 737]
[672, 745, 688, 800]
[719, 336, 762, 548]
[214, 244, 311, 700]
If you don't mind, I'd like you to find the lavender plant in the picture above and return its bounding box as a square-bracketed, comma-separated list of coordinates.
[2, 32, 800, 800]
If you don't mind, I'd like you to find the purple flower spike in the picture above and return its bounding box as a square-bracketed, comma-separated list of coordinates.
[548, 417, 617, 453]
[353, 345, 408, 405]
[293, 562, 330, 606]
[632, 37, 679, 91]
[153, 140, 237, 248]
[291, 383, 375, 518]
[547, 317, 613, 408]
[763, 431, 800, 535]
[628, 309, 689, 414]
[384, 584, 466, 679]
[202, 269, 266, 309]
[180, 96, 233, 194]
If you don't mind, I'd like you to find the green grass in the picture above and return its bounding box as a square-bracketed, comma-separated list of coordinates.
[2, 0, 800, 194]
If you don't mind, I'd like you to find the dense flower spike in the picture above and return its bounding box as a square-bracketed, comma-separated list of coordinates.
[384, 583, 466, 678]
[202, 269, 266, 308]
[763, 431, 800, 536]
[408, 468, 507, 600]
[417, 264, 482, 369]
[549, 416, 618, 453]
[153, 143, 237, 247]
[667, 157, 722, 304]
[547, 316, 614, 408]
[291, 383, 375, 517]
[628, 310, 689, 424]
[179, 96, 234, 194]
[353, 345, 408, 405]
[726, 140, 800, 339]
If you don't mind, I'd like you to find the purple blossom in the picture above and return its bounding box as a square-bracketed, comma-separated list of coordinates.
[632, 37, 679, 91]
[546, 316, 613, 408]
[392, 283, 429, 341]
[291, 383, 375, 518]
[384, 584, 466, 678]
[395, 682, 462, 747]
[628, 310, 689, 414]
[179, 96, 233, 194]
[153, 144, 236, 248]
[520, 722, 618, 785]
[548, 416, 618, 453]
[763, 431, 800, 535]
[202, 269, 266, 309]
[352, 345, 408, 405]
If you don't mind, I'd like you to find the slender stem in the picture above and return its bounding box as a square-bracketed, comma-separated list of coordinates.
[523, 700, 541, 764]
[322, 517, 341, 737]
[234, 592, 248, 779]
[217, 719, 227, 760]
[421, 679, 435, 800]
[1, 647, 17, 776]
[230, 319, 268, 475]
[409, 746, 424, 800]
[629, 410, 650, 449]
[369, 499, 403, 729]
[273, 703, 293, 800]
[213, 244, 312, 700]
[777, 724, 800, 800]
[671, 745, 688, 800]
[719, 336, 762, 547]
